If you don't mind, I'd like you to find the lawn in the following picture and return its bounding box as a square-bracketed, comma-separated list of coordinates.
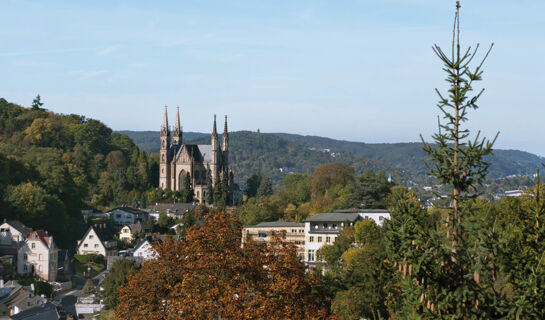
[73, 254, 106, 278]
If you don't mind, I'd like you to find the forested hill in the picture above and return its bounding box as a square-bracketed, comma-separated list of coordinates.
[0, 98, 157, 248]
[122, 130, 544, 183]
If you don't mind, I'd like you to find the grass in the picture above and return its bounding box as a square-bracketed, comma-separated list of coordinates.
[73, 254, 106, 278]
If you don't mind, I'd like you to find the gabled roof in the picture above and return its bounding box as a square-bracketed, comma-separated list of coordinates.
[147, 202, 196, 214]
[2, 220, 32, 237]
[175, 144, 213, 162]
[11, 302, 60, 320]
[27, 230, 53, 248]
[305, 212, 361, 223]
[78, 225, 114, 249]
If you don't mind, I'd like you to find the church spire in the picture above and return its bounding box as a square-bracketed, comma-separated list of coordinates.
[222, 115, 228, 152]
[173, 105, 182, 145]
[161, 105, 169, 133]
[212, 114, 218, 137]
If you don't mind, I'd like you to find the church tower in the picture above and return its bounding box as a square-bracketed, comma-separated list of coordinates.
[222, 115, 229, 166]
[159, 105, 170, 189]
[172, 106, 182, 146]
[211, 115, 219, 183]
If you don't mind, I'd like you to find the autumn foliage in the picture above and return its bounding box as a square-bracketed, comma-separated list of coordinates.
[116, 212, 337, 320]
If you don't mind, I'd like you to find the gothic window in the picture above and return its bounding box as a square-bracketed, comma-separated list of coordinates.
[162, 168, 164, 174]
[162, 154, 165, 162]
[162, 139, 166, 148]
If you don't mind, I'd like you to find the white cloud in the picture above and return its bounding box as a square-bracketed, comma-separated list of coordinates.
[81, 70, 107, 79]
[97, 45, 122, 57]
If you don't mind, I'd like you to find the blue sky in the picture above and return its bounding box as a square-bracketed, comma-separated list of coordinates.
[1, 1, 544, 155]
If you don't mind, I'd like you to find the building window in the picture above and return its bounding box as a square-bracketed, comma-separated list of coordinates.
[89, 235, 94, 239]
[317, 236, 322, 243]
[258, 232, 267, 238]
[31, 243, 35, 249]
[379, 216, 384, 221]
[84, 244, 88, 248]
[309, 236, 314, 242]
[323, 224, 328, 229]
[326, 236, 331, 243]
[95, 244, 99, 248]
[332, 224, 337, 229]
[23, 265, 27, 271]
[23, 254, 27, 260]
[308, 250, 315, 262]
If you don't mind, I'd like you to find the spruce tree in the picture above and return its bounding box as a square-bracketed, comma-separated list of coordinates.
[206, 166, 214, 204]
[31, 94, 44, 110]
[181, 173, 194, 203]
[394, 1, 507, 318]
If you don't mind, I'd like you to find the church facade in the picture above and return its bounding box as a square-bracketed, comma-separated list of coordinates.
[158, 106, 229, 204]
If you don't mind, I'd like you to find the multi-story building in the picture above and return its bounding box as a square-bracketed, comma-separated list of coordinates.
[242, 221, 306, 259]
[334, 209, 391, 226]
[17, 231, 58, 282]
[304, 212, 361, 267]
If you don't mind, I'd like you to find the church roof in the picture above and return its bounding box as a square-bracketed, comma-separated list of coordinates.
[175, 144, 213, 162]
[197, 144, 212, 161]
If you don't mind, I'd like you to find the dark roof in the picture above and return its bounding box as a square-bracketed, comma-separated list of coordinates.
[3, 220, 32, 237]
[128, 221, 144, 233]
[11, 302, 60, 320]
[249, 221, 304, 228]
[111, 207, 148, 215]
[305, 212, 360, 223]
[334, 209, 390, 214]
[147, 202, 196, 214]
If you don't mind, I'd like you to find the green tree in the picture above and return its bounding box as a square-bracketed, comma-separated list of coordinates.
[404, 2, 506, 318]
[181, 173, 194, 203]
[31, 94, 44, 110]
[206, 166, 214, 204]
[102, 259, 139, 309]
[82, 279, 95, 294]
[257, 174, 273, 198]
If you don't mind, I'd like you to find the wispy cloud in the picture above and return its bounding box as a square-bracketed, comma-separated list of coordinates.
[81, 70, 107, 79]
[97, 45, 122, 57]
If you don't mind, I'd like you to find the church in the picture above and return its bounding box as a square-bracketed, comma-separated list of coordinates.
[158, 106, 229, 204]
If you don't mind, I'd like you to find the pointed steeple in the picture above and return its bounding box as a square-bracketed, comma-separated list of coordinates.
[222, 115, 229, 152]
[173, 105, 182, 145]
[161, 105, 169, 133]
[212, 114, 218, 137]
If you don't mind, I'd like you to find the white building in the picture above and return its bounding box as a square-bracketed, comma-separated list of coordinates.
[335, 209, 391, 226]
[133, 239, 158, 261]
[17, 230, 58, 282]
[303, 210, 391, 267]
[0, 220, 32, 245]
[304, 212, 361, 267]
[107, 207, 149, 226]
[76, 225, 117, 257]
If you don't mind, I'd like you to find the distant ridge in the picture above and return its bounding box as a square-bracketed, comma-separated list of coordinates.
[119, 130, 544, 184]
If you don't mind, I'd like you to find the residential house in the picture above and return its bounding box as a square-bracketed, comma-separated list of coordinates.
[118, 221, 148, 243]
[76, 225, 117, 257]
[242, 221, 306, 259]
[0, 220, 32, 245]
[0, 280, 47, 318]
[107, 207, 149, 226]
[17, 231, 58, 282]
[133, 238, 158, 262]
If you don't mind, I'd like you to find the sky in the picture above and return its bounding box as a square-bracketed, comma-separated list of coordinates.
[1, 0, 544, 155]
